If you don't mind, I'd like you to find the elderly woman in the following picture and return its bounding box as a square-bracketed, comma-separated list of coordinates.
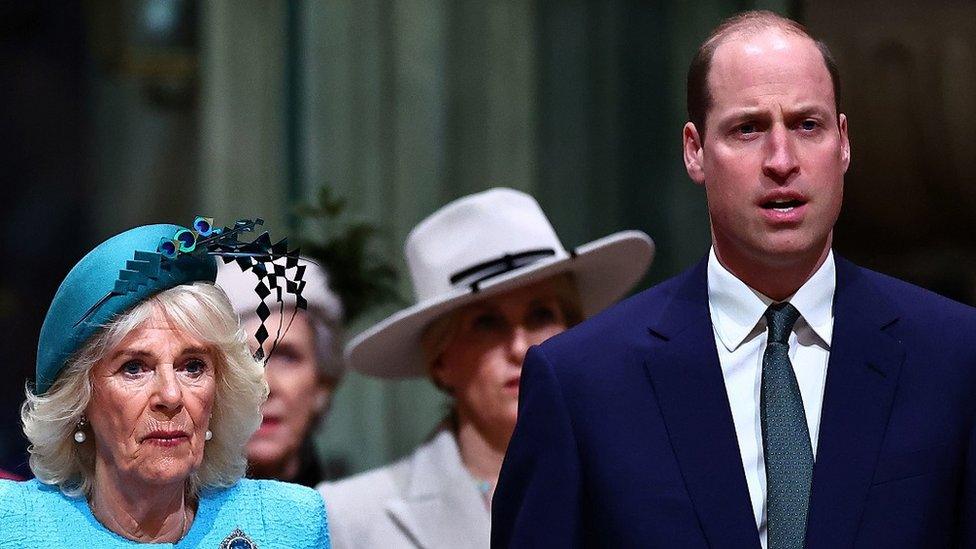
[319, 188, 654, 548]
[0, 220, 330, 548]
[217, 259, 345, 485]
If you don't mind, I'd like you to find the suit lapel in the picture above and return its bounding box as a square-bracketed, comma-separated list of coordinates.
[643, 259, 762, 549]
[384, 431, 490, 548]
[804, 257, 905, 548]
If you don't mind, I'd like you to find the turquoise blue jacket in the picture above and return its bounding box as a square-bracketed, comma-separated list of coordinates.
[0, 478, 330, 548]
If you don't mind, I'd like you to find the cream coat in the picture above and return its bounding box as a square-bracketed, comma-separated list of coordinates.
[318, 430, 490, 548]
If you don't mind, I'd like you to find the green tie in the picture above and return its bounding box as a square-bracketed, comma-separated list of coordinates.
[761, 302, 813, 549]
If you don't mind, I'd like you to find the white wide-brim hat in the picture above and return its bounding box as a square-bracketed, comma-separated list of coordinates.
[346, 187, 655, 378]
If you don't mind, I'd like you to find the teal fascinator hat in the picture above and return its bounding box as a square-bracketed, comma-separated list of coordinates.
[35, 217, 306, 395]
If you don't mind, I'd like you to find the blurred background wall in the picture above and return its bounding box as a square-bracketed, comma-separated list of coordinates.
[3, 0, 973, 478]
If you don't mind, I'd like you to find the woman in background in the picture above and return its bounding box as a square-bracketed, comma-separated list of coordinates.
[319, 188, 654, 548]
[217, 259, 345, 486]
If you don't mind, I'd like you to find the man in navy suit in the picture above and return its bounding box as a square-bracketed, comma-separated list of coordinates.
[492, 10, 976, 549]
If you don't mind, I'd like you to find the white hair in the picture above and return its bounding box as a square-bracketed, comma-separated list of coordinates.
[21, 282, 268, 498]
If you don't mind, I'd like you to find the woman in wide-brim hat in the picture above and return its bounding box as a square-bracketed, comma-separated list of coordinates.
[318, 188, 654, 548]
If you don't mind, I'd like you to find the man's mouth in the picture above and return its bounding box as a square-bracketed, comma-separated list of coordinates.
[761, 198, 805, 212]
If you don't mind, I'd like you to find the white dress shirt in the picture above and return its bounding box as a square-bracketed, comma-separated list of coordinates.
[707, 248, 835, 549]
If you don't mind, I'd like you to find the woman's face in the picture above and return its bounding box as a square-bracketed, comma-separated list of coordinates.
[86, 308, 216, 487]
[433, 278, 570, 437]
[243, 312, 330, 473]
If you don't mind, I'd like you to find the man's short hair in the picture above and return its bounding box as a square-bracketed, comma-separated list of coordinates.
[686, 10, 842, 140]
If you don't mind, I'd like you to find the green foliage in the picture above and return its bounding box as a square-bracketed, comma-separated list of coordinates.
[296, 186, 403, 323]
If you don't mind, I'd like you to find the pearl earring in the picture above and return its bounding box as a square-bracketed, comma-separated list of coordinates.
[205, 430, 213, 441]
[74, 416, 87, 443]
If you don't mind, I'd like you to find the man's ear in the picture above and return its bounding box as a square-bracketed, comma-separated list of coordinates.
[683, 122, 706, 185]
[838, 113, 851, 173]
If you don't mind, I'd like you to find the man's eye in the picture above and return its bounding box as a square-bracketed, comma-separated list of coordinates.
[738, 123, 757, 134]
[800, 119, 818, 131]
[121, 360, 144, 376]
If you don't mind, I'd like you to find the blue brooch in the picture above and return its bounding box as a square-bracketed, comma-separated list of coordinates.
[219, 527, 257, 549]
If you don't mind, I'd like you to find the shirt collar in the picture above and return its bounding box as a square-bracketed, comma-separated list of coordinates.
[707, 247, 835, 352]
[789, 250, 835, 346]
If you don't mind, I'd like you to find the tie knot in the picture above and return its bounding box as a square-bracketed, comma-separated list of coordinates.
[764, 302, 800, 344]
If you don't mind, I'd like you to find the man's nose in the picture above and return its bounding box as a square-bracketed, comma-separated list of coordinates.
[152, 366, 183, 413]
[762, 125, 799, 182]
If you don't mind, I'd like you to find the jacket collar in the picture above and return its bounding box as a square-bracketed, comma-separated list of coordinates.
[803, 255, 904, 547]
[644, 257, 763, 548]
[384, 430, 490, 548]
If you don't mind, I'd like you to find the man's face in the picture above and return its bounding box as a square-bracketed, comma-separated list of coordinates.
[683, 29, 850, 272]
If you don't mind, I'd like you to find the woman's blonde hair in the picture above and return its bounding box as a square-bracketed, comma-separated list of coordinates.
[21, 282, 268, 498]
[420, 272, 583, 388]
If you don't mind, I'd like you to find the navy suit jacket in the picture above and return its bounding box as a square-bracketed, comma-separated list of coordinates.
[492, 256, 976, 548]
